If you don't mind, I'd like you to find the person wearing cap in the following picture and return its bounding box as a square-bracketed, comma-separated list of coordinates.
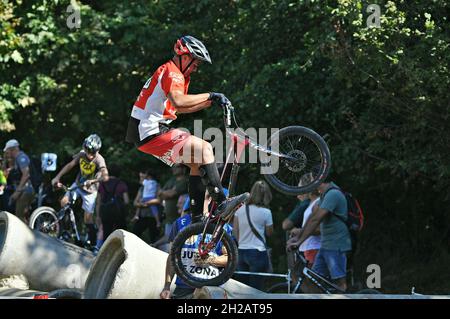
[3, 139, 35, 222]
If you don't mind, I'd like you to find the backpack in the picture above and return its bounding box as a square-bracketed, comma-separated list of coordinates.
[14, 154, 43, 193]
[29, 156, 43, 193]
[99, 179, 125, 223]
[322, 187, 364, 250]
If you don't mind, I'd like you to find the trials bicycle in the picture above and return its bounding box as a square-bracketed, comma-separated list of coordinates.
[28, 182, 97, 248]
[267, 250, 380, 294]
[170, 102, 331, 288]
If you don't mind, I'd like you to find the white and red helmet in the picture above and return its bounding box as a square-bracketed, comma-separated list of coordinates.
[174, 35, 212, 64]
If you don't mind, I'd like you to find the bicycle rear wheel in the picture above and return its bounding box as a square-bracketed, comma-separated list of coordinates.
[263, 126, 331, 195]
[170, 222, 238, 288]
[29, 206, 60, 238]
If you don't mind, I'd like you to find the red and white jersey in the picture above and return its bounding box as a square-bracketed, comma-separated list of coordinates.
[131, 60, 190, 140]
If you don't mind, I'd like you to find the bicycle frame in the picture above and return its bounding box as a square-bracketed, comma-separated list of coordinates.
[198, 104, 289, 256]
[293, 252, 345, 294]
[41, 184, 85, 242]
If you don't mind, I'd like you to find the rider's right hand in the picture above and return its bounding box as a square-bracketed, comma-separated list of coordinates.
[51, 178, 62, 189]
[208, 92, 231, 107]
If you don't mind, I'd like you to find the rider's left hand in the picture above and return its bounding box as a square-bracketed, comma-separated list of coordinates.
[208, 92, 231, 107]
[84, 180, 92, 188]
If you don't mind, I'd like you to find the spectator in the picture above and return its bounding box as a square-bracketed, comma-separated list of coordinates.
[159, 205, 232, 299]
[282, 192, 310, 231]
[181, 163, 230, 216]
[96, 164, 129, 249]
[292, 174, 321, 267]
[1, 150, 16, 212]
[287, 177, 351, 292]
[177, 193, 189, 216]
[142, 170, 162, 228]
[3, 139, 35, 222]
[233, 180, 274, 290]
[152, 192, 188, 253]
[132, 170, 161, 244]
[152, 164, 188, 248]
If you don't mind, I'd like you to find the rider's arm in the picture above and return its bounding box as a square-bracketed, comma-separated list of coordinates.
[167, 90, 210, 109]
[54, 158, 78, 181]
[96, 167, 109, 183]
[175, 100, 212, 114]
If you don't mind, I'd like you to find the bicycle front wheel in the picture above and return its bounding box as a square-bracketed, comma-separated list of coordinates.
[29, 206, 60, 238]
[170, 222, 238, 288]
[263, 126, 331, 195]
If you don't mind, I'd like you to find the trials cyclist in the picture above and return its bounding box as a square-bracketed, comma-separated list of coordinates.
[51, 134, 109, 247]
[126, 35, 248, 223]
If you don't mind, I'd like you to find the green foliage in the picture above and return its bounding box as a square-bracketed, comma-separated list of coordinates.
[1, 0, 449, 293]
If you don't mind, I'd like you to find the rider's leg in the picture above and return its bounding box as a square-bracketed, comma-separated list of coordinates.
[182, 136, 226, 221]
[81, 191, 98, 246]
[60, 195, 69, 207]
[84, 212, 97, 246]
[95, 215, 104, 249]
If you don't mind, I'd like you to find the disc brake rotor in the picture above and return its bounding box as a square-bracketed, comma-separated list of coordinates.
[284, 149, 307, 172]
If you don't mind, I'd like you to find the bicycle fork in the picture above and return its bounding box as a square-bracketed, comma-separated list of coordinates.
[69, 210, 81, 242]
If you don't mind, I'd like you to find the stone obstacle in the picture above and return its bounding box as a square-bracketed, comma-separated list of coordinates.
[83, 229, 265, 299]
[0, 211, 94, 292]
[194, 286, 450, 299]
[84, 229, 168, 299]
[3, 212, 448, 300]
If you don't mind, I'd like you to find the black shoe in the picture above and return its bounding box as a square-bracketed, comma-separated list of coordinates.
[216, 193, 250, 220]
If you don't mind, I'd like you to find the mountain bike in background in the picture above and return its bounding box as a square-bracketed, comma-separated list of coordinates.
[29, 181, 97, 250]
[266, 250, 380, 294]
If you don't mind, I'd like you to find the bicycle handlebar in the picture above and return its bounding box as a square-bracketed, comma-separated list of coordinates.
[53, 180, 99, 192]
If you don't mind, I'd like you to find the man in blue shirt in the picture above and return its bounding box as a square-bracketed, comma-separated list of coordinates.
[3, 139, 35, 222]
[287, 179, 351, 292]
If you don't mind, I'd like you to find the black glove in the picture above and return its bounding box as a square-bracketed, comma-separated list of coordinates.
[208, 92, 231, 107]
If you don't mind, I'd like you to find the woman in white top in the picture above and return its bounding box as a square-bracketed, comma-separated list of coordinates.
[233, 180, 273, 290]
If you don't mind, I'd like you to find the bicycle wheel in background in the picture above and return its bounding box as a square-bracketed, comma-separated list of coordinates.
[29, 206, 60, 237]
[170, 222, 238, 288]
[263, 126, 331, 195]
